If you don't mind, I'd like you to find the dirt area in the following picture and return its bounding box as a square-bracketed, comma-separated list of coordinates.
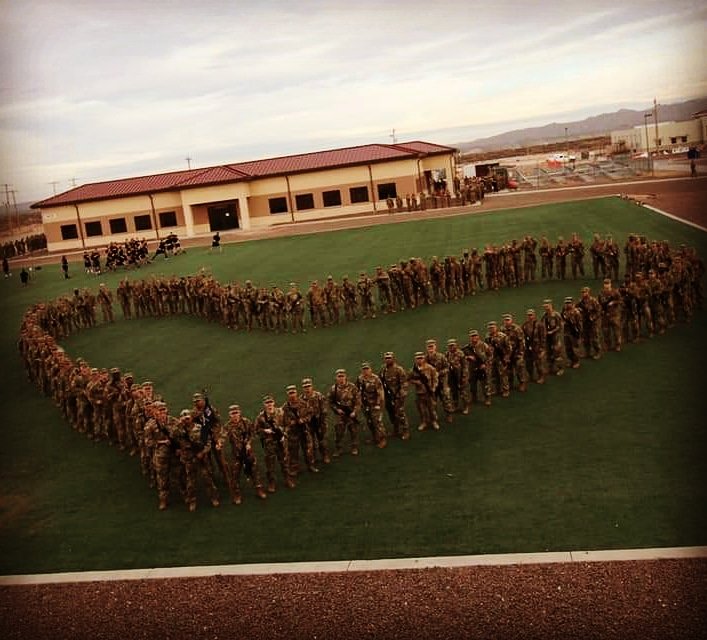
[0, 559, 705, 639]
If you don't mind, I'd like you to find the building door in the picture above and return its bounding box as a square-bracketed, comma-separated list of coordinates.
[207, 201, 240, 231]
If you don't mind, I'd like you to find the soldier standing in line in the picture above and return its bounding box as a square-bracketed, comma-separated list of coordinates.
[301, 378, 330, 465]
[633, 272, 654, 339]
[522, 309, 546, 384]
[285, 282, 306, 333]
[445, 338, 471, 414]
[502, 313, 528, 392]
[379, 352, 410, 440]
[522, 235, 538, 282]
[425, 338, 454, 424]
[485, 321, 511, 398]
[430, 257, 447, 303]
[375, 266, 394, 314]
[409, 351, 439, 431]
[97, 283, 114, 322]
[323, 275, 342, 325]
[590, 234, 605, 279]
[388, 264, 405, 311]
[177, 409, 221, 511]
[569, 233, 586, 279]
[357, 271, 376, 319]
[144, 401, 179, 511]
[307, 280, 328, 328]
[357, 363, 388, 449]
[561, 296, 583, 369]
[577, 286, 602, 359]
[470, 249, 484, 292]
[282, 385, 318, 478]
[104, 367, 128, 450]
[539, 236, 554, 280]
[328, 369, 361, 457]
[604, 235, 620, 282]
[598, 278, 623, 352]
[646, 269, 667, 335]
[542, 299, 565, 376]
[254, 395, 293, 492]
[555, 237, 568, 280]
[462, 330, 493, 407]
[222, 404, 267, 505]
[191, 391, 230, 493]
[341, 275, 358, 321]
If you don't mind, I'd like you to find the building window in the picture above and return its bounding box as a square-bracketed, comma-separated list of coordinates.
[269, 197, 288, 214]
[85, 221, 102, 237]
[377, 182, 397, 200]
[322, 190, 342, 207]
[109, 218, 128, 234]
[134, 214, 152, 231]
[295, 193, 315, 210]
[349, 186, 369, 203]
[60, 224, 79, 240]
[681, 136, 688, 143]
[670, 137, 677, 144]
[159, 211, 177, 228]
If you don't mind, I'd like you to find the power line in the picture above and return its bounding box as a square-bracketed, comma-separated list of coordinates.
[49, 181, 59, 195]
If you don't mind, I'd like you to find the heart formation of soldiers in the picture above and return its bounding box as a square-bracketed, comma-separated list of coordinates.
[19, 231, 704, 511]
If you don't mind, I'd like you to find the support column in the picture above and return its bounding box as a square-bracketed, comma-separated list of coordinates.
[183, 202, 195, 238]
[238, 196, 251, 230]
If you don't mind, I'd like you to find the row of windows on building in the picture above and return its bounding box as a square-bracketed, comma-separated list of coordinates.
[267, 183, 397, 214]
[60, 211, 178, 241]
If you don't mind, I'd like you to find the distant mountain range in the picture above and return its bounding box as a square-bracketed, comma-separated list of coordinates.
[456, 97, 707, 152]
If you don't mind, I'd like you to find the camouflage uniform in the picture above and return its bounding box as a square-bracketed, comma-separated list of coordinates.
[177, 410, 220, 511]
[542, 300, 565, 375]
[282, 386, 317, 477]
[301, 379, 330, 464]
[577, 287, 602, 358]
[285, 283, 306, 333]
[221, 405, 266, 504]
[328, 371, 361, 456]
[357, 272, 376, 319]
[569, 234, 585, 279]
[598, 279, 623, 352]
[521, 310, 546, 383]
[307, 281, 327, 328]
[445, 339, 471, 413]
[144, 402, 179, 510]
[357, 364, 388, 448]
[485, 322, 511, 397]
[462, 332, 493, 406]
[408, 353, 439, 430]
[254, 397, 293, 492]
[341, 276, 358, 321]
[502, 315, 528, 391]
[561, 297, 583, 368]
[379, 353, 410, 440]
[425, 339, 454, 422]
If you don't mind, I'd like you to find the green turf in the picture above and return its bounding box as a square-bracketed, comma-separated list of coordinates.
[1, 196, 706, 574]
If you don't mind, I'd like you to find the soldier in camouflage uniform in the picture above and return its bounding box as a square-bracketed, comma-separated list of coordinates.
[425, 338, 454, 423]
[555, 237, 568, 280]
[117, 279, 132, 319]
[561, 296, 583, 369]
[445, 338, 471, 413]
[598, 278, 622, 352]
[539, 236, 554, 280]
[522, 236, 538, 282]
[191, 392, 230, 492]
[323, 275, 342, 324]
[542, 299, 565, 376]
[301, 378, 330, 464]
[282, 384, 318, 478]
[430, 257, 447, 303]
[328, 369, 361, 456]
[175, 409, 221, 511]
[471, 249, 484, 292]
[307, 280, 328, 328]
[388, 264, 405, 311]
[485, 321, 511, 397]
[604, 235, 620, 282]
[502, 313, 528, 392]
[357, 272, 376, 319]
[633, 272, 654, 339]
[357, 363, 388, 448]
[254, 395, 292, 492]
[462, 330, 493, 406]
[104, 367, 128, 450]
[646, 269, 667, 335]
[569, 233, 585, 279]
[521, 309, 546, 384]
[341, 275, 358, 321]
[285, 282, 306, 333]
[222, 404, 267, 505]
[379, 352, 410, 440]
[144, 401, 179, 511]
[589, 234, 605, 280]
[374, 266, 394, 314]
[409, 351, 440, 430]
[577, 286, 602, 359]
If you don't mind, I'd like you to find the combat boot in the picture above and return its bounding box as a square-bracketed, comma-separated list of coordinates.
[256, 486, 267, 500]
[462, 403, 471, 415]
[232, 494, 242, 506]
[188, 501, 197, 513]
[211, 497, 220, 508]
[445, 414, 453, 424]
[400, 431, 410, 441]
[285, 476, 296, 489]
[519, 383, 527, 392]
[432, 422, 441, 431]
[351, 447, 359, 456]
[267, 479, 276, 493]
[308, 464, 320, 473]
[158, 496, 168, 511]
[376, 437, 387, 449]
[323, 452, 332, 464]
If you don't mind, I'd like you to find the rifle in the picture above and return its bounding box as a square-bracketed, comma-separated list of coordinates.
[411, 363, 434, 395]
[379, 370, 396, 417]
[238, 443, 254, 479]
[263, 412, 285, 443]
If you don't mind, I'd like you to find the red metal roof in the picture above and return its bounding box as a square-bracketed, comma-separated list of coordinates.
[32, 141, 456, 209]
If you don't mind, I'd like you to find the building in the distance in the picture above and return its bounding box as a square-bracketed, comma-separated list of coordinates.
[32, 141, 457, 253]
[610, 114, 706, 155]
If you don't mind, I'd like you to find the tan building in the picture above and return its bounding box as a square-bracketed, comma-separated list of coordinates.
[611, 116, 706, 154]
[32, 141, 457, 252]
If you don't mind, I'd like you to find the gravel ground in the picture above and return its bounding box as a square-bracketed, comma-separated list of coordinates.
[1, 560, 705, 640]
[2, 176, 705, 639]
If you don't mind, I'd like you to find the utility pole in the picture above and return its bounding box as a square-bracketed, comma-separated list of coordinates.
[643, 113, 653, 176]
[389, 128, 397, 144]
[653, 98, 660, 154]
[185, 156, 192, 170]
[1, 183, 10, 233]
[49, 181, 59, 195]
[9, 188, 19, 229]
[69, 177, 77, 187]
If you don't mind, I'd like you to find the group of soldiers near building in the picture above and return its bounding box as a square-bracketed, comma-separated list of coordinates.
[82, 234, 183, 275]
[18, 233, 704, 511]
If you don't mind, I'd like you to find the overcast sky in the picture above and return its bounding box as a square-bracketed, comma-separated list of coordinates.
[1, 0, 705, 203]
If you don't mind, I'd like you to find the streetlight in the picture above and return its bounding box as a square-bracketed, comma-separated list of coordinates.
[643, 113, 653, 176]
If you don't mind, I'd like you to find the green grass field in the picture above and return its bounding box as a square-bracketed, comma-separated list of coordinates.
[1, 197, 706, 575]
